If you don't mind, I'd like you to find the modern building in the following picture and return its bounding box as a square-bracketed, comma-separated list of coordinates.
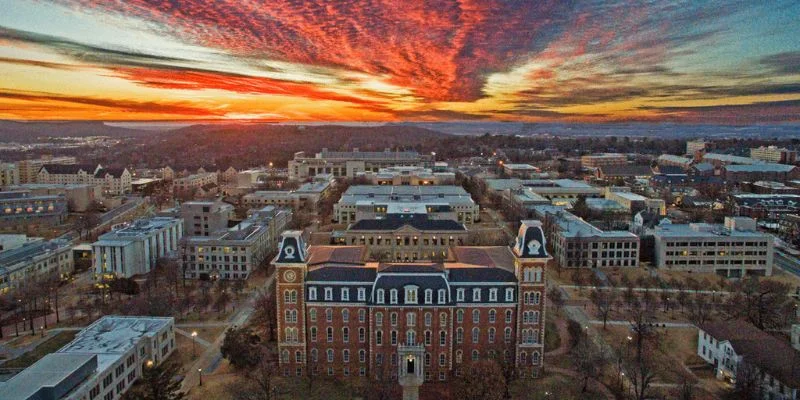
[653, 217, 773, 277]
[180, 200, 234, 237]
[0, 238, 73, 294]
[92, 217, 183, 279]
[38, 164, 132, 196]
[595, 165, 653, 181]
[334, 214, 468, 262]
[723, 163, 798, 183]
[274, 220, 550, 389]
[750, 145, 798, 165]
[183, 206, 292, 280]
[333, 185, 479, 225]
[289, 148, 433, 180]
[242, 178, 333, 211]
[657, 154, 693, 170]
[0, 191, 68, 231]
[172, 172, 218, 196]
[533, 206, 639, 269]
[697, 320, 799, 399]
[502, 164, 539, 178]
[0, 162, 20, 186]
[0, 233, 34, 252]
[605, 187, 665, 215]
[580, 153, 627, 169]
[702, 153, 761, 166]
[730, 194, 800, 220]
[0, 315, 175, 400]
[356, 166, 455, 186]
[484, 179, 602, 205]
[16, 156, 76, 184]
[3, 183, 102, 212]
[686, 140, 712, 156]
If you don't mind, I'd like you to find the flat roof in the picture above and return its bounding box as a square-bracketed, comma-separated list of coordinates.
[654, 223, 768, 238]
[610, 191, 649, 201]
[0, 353, 96, 400]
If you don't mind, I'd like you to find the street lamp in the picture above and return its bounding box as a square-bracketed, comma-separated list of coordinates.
[191, 331, 198, 357]
[198, 368, 203, 386]
[146, 360, 154, 368]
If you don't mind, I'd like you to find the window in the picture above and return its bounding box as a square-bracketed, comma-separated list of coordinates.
[390, 289, 399, 304]
[504, 327, 512, 343]
[489, 288, 498, 302]
[440, 313, 447, 327]
[309, 287, 317, 300]
[310, 327, 317, 342]
[406, 330, 416, 345]
[391, 331, 398, 345]
[376, 331, 383, 345]
[405, 286, 418, 304]
[376, 312, 384, 326]
[295, 351, 303, 363]
[532, 352, 540, 365]
[424, 289, 433, 304]
[440, 331, 446, 346]
[376, 289, 385, 304]
[425, 312, 432, 327]
[425, 330, 432, 346]
[357, 287, 366, 301]
[472, 327, 480, 343]
[471, 350, 479, 361]
[489, 309, 496, 323]
[439, 353, 446, 366]
[343, 349, 350, 363]
[327, 349, 334, 363]
[456, 288, 465, 301]
[327, 327, 333, 342]
[455, 350, 463, 364]
[438, 289, 446, 304]
[473, 288, 481, 302]
[533, 291, 541, 305]
[391, 312, 398, 326]
[341, 288, 350, 301]
[425, 353, 431, 367]
[325, 308, 333, 322]
[324, 287, 333, 301]
[472, 309, 480, 324]
[456, 309, 464, 323]
[488, 328, 496, 343]
[505, 310, 513, 324]
[359, 350, 366, 363]
[359, 309, 366, 323]
[359, 327, 366, 342]
[407, 312, 416, 327]
[309, 308, 317, 322]
[343, 327, 350, 343]
[505, 288, 514, 302]
[456, 328, 464, 343]
[342, 309, 350, 323]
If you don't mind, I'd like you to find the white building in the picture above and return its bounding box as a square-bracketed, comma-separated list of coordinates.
[16, 156, 76, 183]
[288, 148, 433, 180]
[183, 206, 292, 280]
[180, 200, 234, 237]
[38, 164, 131, 196]
[355, 166, 455, 185]
[242, 178, 332, 211]
[172, 172, 218, 195]
[0, 315, 175, 400]
[698, 320, 800, 399]
[751, 145, 798, 165]
[653, 217, 773, 278]
[333, 185, 479, 225]
[92, 217, 183, 278]
[0, 238, 73, 294]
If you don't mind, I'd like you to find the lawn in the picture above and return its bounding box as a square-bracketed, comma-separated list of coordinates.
[1, 330, 77, 369]
[544, 319, 561, 353]
[510, 371, 606, 400]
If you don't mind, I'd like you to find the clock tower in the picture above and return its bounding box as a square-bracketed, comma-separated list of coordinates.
[274, 230, 308, 376]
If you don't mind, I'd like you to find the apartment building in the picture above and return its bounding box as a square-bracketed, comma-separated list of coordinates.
[702, 153, 761, 167]
[0, 191, 68, 231]
[686, 140, 713, 156]
[183, 206, 292, 280]
[0, 238, 73, 294]
[723, 163, 798, 183]
[502, 164, 539, 178]
[730, 194, 800, 220]
[653, 217, 772, 278]
[0, 316, 175, 400]
[242, 178, 333, 211]
[180, 200, 234, 237]
[92, 217, 183, 279]
[533, 205, 640, 269]
[697, 320, 799, 400]
[4, 183, 102, 212]
[333, 185, 479, 225]
[172, 172, 218, 195]
[38, 164, 131, 196]
[580, 153, 627, 168]
[16, 156, 76, 183]
[605, 187, 665, 215]
[288, 148, 433, 180]
[0, 162, 20, 186]
[335, 214, 468, 262]
[657, 154, 693, 170]
[274, 221, 550, 387]
[750, 145, 798, 165]
[356, 166, 455, 186]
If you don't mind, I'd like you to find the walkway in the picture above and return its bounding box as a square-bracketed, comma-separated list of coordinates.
[175, 328, 213, 348]
[547, 367, 615, 400]
[587, 320, 696, 329]
[560, 285, 730, 295]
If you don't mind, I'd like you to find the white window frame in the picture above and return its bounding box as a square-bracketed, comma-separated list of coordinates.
[357, 287, 366, 301]
[324, 287, 333, 301]
[308, 287, 317, 300]
[456, 288, 465, 302]
[341, 288, 350, 301]
[472, 288, 481, 302]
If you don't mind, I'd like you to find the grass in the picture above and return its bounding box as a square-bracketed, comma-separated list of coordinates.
[510, 371, 605, 400]
[1, 330, 77, 369]
[544, 319, 561, 353]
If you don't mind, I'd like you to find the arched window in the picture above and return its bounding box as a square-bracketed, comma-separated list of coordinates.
[310, 348, 318, 362]
[325, 308, 333, 322]
[520, 352, 527, 364]
[505, 310, 513, 324]
[440, 312, 447, 327]
[424, 312, 432, 326]
[358, 309, 366, 322]
[488, 309, 496, 323]
[424, 289, 433, 304]
[359, 327, 366, 343]
[532, 311, 540, 324]
[532, 351, 541, 365]
[342, 309, 350, 322]
[455, 350, 463, 364]
[390, 288, 398, 304]
[343, 349, 350, 363]
[439, 353, 446, 366]
[406, 330, 416, 345]
[471, 327, 480, 343]
[326, 349, 334, 363]
[456, 328, 464, 344]
[295, 351, 303, 363]
[375, 312, 383, 326]
[456, 309, 464, 323]
[326, 327, 333, 342]
[342, 327, 350, 343]
[376, 330, 383, 345]
[359, 349, 366, 363]
[308, 287, 317, 300]
[376, 289, 385, 303]
[391, 312, 398, 326]
[281, 350, 289, 363]
[309, 308, 317, 322]
[488, 350, 496, 359]
[391, 330, 398, 345]
[425, 353, 431, 367]
[439, 331, 446, 346]
[437, 289, 446, 304]
[471, 350, 479, 361]
[310, 327, 317, 342]
[472, 309, 480, 324]
[504, 327, 512, 343]
[425, 330, 432, 346]
[533, 291, 541, 305]
[488, 327, 496, 343]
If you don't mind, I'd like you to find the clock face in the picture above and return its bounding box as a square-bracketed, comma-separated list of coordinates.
[284, 270, 296, 283]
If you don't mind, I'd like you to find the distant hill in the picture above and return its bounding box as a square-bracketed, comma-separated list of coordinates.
[0, 121, 159, 142]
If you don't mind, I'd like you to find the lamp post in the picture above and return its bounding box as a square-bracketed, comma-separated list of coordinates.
[198, 368, 203, 386]
[191, 331, 198, 357]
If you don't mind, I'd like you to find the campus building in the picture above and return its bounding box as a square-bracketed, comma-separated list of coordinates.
[0, 238, 73, 294]
[4, 183, 102, 212]
[730, 194, 800, 220]
[180, 200, 234, 237]
[183, 206, 292, 280]
[0, 162, 20, 186]
[38, 164, 131, 196]
[274, 220, 550, 390]
[242, 178, 333, 211]
[653, 217, 773, 278]
[0, 191, 68, 231]
[355, 166, 455, 186]
[750, 145, 798, 165]
[16, 156, 76, 183]
[172, 172, 218, 195]
[92, 217, 183, 279]
[580, 153, 627, 168]
[0, 316, 175, 400]
[484, 179, 603, 205]
[333, 185, 479, 225]
[288, 148, 433, 180]
[532, 206, 640, 269]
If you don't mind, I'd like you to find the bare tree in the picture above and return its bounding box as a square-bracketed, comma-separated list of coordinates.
[725, 277, 795, 330]
[228, 351, 278, 400]
[723, 358, 762, 400]
[571, 331, 608, 393]
[591, 288, 617, 329]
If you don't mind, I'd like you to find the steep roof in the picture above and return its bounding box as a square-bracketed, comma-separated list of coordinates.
[348, 214, 466, 231]
[40, 164, 98, 175]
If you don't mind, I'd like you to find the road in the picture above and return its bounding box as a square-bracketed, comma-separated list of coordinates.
[775, 249, 800, 278]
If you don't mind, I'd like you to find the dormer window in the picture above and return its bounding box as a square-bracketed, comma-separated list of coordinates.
[309, 287, 317, 301]
[456, 288, 465, 302]
[390, 289, 399, 304]
[489, 288, 498, 302]
[472, 288, 481, 302]
[376, 289, 385, 304]
[404, 286, 418, 304]
[357, 287, 366, 301]
[505, 288, 514, 302]
[424, 289, 433, 304]
[437, 289, 446, 304]
[341, 288, 350, 301]
[324, 287, 333, 301]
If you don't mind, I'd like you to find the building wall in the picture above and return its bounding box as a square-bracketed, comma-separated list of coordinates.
[0, 243, 73, 294]
[0, 163, 20, 186]
[338, 231, 468, 261]
[17, 156, 76, 184]
[654, 234, 772, 278]
[0, 193, 68, 231]
[93, 220, 183, 278]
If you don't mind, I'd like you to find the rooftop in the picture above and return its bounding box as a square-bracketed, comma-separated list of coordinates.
[0, 353, 96, 400]
[725, 163, 796, 173]
[97, 217, 180, 240]
[654, 222, 767, 238]
[0, 239, 70, 273]
[703, 153, 761, 165]
[533, 206, 636, 238]
[348, 214, 466, 232]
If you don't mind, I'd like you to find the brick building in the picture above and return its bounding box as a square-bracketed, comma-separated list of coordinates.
[274, 221, 550, 392]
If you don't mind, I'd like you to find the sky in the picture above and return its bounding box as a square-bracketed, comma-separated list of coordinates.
[0, 0, 799, 123]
